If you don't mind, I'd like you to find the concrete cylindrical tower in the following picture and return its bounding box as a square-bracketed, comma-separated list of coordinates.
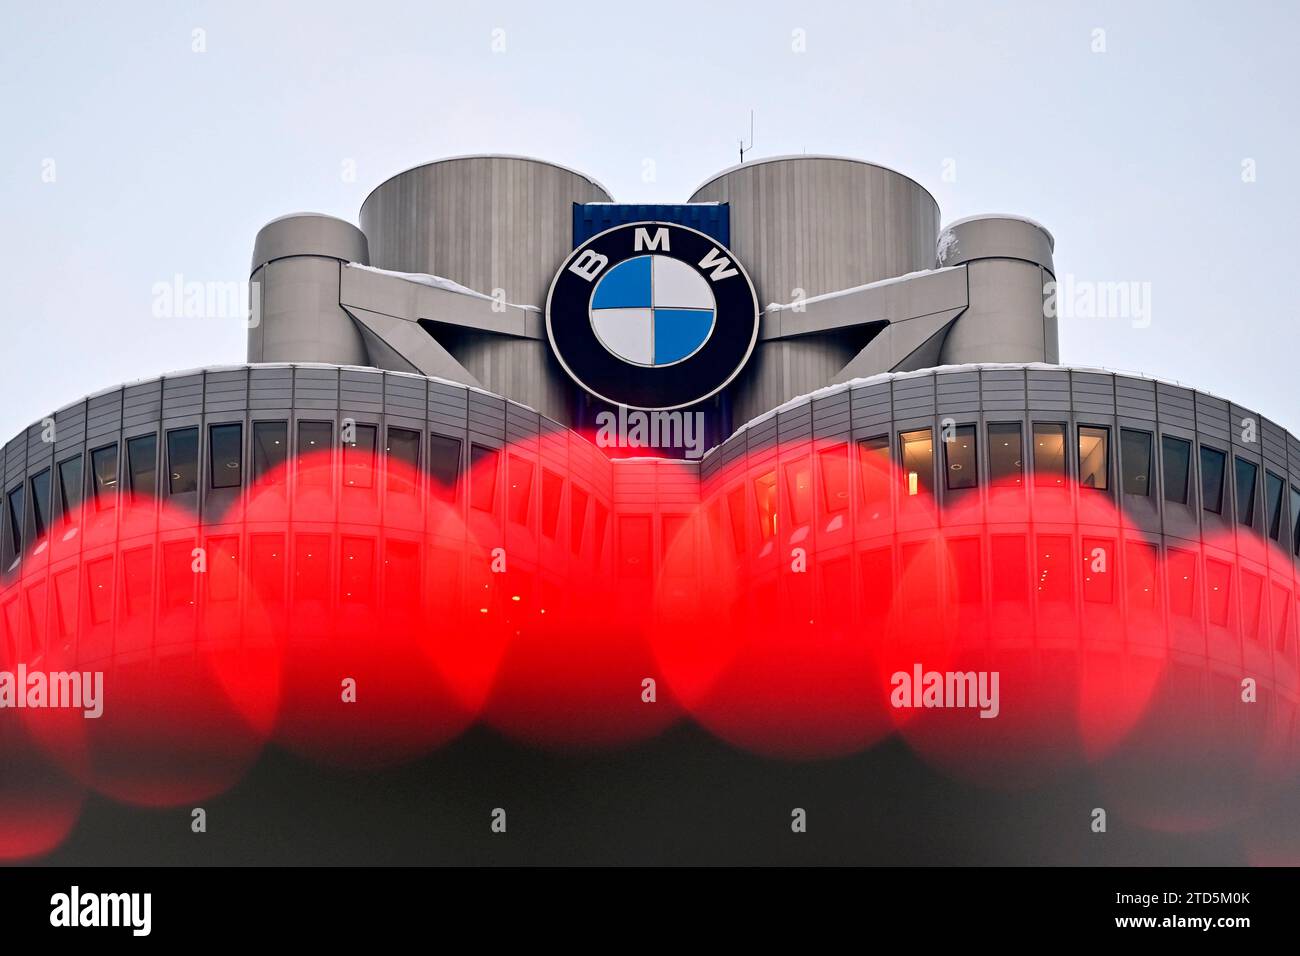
[689, 155, 941, 425]
[248, 212, 370, 366]
[936, 214, 1059, 366]
[359, 155, 612, 421]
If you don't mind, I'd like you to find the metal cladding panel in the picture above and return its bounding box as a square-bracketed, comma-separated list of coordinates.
[571, 203, 730, 247]
[1156, 383, 1197, 432]
[851, 381, 893, 432]
[811, 391, 851, 438]
[383, 374, 427, 418]
[205, 369, 249, 414]
[979, 368, 1027, 412]
[892, 375, 936, 420]
[161, 375, 204, 420]
[86, 390, 123, 442]
[3, 437, 24, 487]
[293, 367, 339, 409]
[1230, 403, 1262, 455]
[689, 157, 940, 309]
[53, 402, 86, 452]
[1026, 369, 1072, 412]
[123, 380, 163, 428]
[1263, 419, 1289, 472]
[428, 382, 469, 435]
[248, 367, 295, 409]
[1195, 393, 1232, 443]
[1115, 377, 1157, 419]
[936, 370, 981, 414]
[1070, 372, 1116, 417]
[776, 403, 812, 443]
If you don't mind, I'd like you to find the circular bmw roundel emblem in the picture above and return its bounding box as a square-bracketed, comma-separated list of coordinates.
[546, 221, 759, 410]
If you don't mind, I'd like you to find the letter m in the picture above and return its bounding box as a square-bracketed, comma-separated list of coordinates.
[698, 247, 739, 281]
[634, 227, 669, 252]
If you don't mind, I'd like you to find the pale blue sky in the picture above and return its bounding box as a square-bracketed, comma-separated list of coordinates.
[1, 0, 1296, 441]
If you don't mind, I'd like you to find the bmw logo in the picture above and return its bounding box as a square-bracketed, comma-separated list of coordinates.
[546, 222, 760, 410]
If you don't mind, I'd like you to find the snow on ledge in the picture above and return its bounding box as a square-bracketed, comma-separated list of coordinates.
[349, 263, 540, 312]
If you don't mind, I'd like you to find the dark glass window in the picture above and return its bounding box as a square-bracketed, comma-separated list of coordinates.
[57, 455, 83, 518]
[1167, 548, 1197, 619]
[342, 424, 376, 489]
[569, 485, 589, 553]
[122, 547, 153, 618]
[1161, 436, 1191, 505]
[167, 428, 199, 495]
[858, 435, 891, 511]
[1126, 542, 1158, 611]
[469, 444, 499, 513]
[30, 470, 51, 541]
[944, 425, 978, 491]
[818, 443, 850, 514]
[1032, 423, 1066, 488]
[126, 433, 157, 500]
[987, 422, 1023, 487]
[428, 434, 462, 501]
[783, 459, 812, 526]
[1265, 471, 1285, 540]
[1199, 446, 1226, 514]
[340, 537, 375, 606]
[1241, 571, 1264, 642]
[90, 443, 119, 510]
[899, 429, 934, 497]
[1078, 426, 1109, 490]
[386, 427, 421, 492]
[295, 420, 334, 485]
[209, 424, 243, 490]
[6, 486, 24, 557]
[294, 534, 330, 604]
[618, 515, 652, 580]
[1234, 457, 1257, 526]
[541, 469, 563, 539]
[1120, 429, 1153, 497]
[1292, 486, 1300, 557]
[86, 556, 114, 625]
[507, 454, 534, 525]
[1206, 559, 1231, 627]
[1037, 535, 1074, 605]
[252, 421, 288, 484]
[991, 535, 1028, 603]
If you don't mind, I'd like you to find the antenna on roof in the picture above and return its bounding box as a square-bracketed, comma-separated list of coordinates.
[739, 110, 754, 163]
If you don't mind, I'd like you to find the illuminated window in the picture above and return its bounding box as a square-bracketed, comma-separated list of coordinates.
[1200, 446, 1226, 515]
[469, 445, 498, 513]
[1036, 535, 1073, 605]
[1234, 457, 1257, 526]
[1167, 548, 1197, 618]
[166, 428, 199, 495]
[1082, 537, 1113, 604]
[29, 469, 51, 542]
[342, 424, 376, 489]
[541, 469, 563, 539]
[427, 434, 462, 502]
[57, 455, 83, 519]
[944, 424, 977, 491]
[1206, 559, 1231, 627]
[386, 427, 421, 492]
[1077, 426, 1109, 490]
[207, 536, 240, 603]
[209, 423, 243, 490]
[252, 421, 288, 485]
[507, 454, 534, 525]
[127, 434, 158, 500]
[817, 444, 850, 515]
[783, 460, 812, 526]
[1161, 436, 1191, 505]
[857, 435, 891, 512]
[987, 423, 1023, 487]
[1265, 471, 1285, 540]
[90, 443, 119, 510]
[570, 485, 589, 554]
[1032, 424, 1066, 488]
[899, 429, 934, 497]
[1120, 429, 1152, 497]
[754, 471, 777, 540]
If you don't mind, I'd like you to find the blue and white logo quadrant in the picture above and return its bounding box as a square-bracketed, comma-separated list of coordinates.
[589, 254, 715, 367]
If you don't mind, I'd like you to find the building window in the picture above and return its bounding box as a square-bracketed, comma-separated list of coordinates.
[386, 427, 421, 492]
[570, 485, 589, 553]
[167, 428, 199, 495]
[90, 443, 119, 510]
[1161, 436, 1191, 505]
[726, 485, 747, 554]
[783, 459, 812, 527]
[1037, 535, 1074, 605]
[1120, 429, 1153, 497]
[754, 471, 777, 540]
[944, 424, 978, 491]
[6, 486, 24, 558]
[340, 537, 375, 606]
[991, 535, 1028, 604]
[618, 515, 652, 580]
[1082, 537, 1114, 604]
[1078, 426, 1109, 490]
[126, 434, 158, 500]
[85, 556, 114, 625]
[209, 423, 243, 490]
[342, 424, 376, 489]
[1241, 571, 1264, 642]
[661, 514, 692, 567]
[1265, 471, 1285, 541]
[57, 455, 83, 519]
[899, 428, 934, 497]
[507, 454, 534, 525]
[469, 444, 498, 513]
[1272, 585, 1291, 653]
[1205, 558, 1231, 627]
[541, 469, 563, 539]
[1199, 446, 1226, 515]
[818, 443, 850, 514]
[1126, 542, 1158, 611]
[1032, 423, 1066, 488]
[987, 422, 1023, 487]
[252, 421, 288, 485]
[592, 501, 609, 559]
[30, 470, 51, 542]
[1234, 457, 1257, 526]
[1167, 548, 1197, 619]
[427, 434, 462, 502]
[858, 435, 890, 510]
[1292, 485, 1300, 557]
